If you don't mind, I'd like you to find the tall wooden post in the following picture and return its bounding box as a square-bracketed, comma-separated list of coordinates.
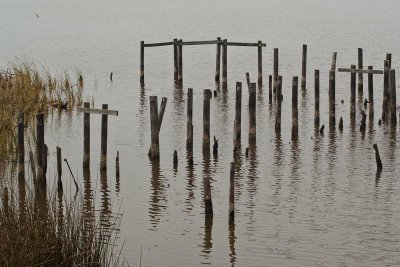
[229, 162, 234, 219]
[174, 39, 178, 81]
[350, 65, 356, 118]
[301, 44, 307, 90]
[215, 37, 221, 82]
[234, 82, 242, 148]
[222, 39, 228, 88]
[56, 146, 63, 192]
[368, 66, 374, 104]
[149, 96, 160, 160]
[186, 88, 193, 152]
[178, 40, 183, 83]
[273, 48, 278, 94]
[140, 41, 144, 84]
[83, 102, 90, 169]
[331, 52, 337, 71]
[246, 72, 250, 88]
[36, 113, 45, 187]
[203, 89, 212, 151]
[275, 76, 282, 133]
[329, 70, 336, 128]
[257, 41, 262, 85]
[314, 70, 320, 127]
[249, 82, 256, 142]
[390, 69, 397, 126]
[387, 53, 392, 100]
[100, 104, 108, 170]
[18, 113, 25, 182]
[268, 75, 272, 104]
[292, 76, 299, 140]
[147, 97, 167, 156]
[382, 60, 389, 121]
[358, 48, 363, 93]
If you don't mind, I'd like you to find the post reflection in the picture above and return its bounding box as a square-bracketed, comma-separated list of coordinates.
[148, 160, 166, 229]
[246, 142, 258, 226]
[83, 168, 94, 228]
[228, 219, 236, 266]
[184, 152, 196, 214]
[289, 139, 300, 220]
[100, 169, 111, 229]
[273, 133, 284, 199]
[201, 214, 213, 261]
[233, 144, 243, 200]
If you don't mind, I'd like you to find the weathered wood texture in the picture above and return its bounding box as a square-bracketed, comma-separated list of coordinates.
[249, 83, 256, 142]
[83, 102, 91, 168]
[292, 76, 298, 140]
[301, 44, 307, 89]
[314, 70, 320, 127]
[215, 37, 221, 82]
[149, 96, 160, 160]
[329, 70, 336, 127]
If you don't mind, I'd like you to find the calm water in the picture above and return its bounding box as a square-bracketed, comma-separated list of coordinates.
[2, 0, 400, 266]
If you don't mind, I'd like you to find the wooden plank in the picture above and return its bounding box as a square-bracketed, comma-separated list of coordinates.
[143, 41, 174, 47]
[227, 42, 266, 47]
[181, 40, 218, 46]
[77, 107, 118, 116]
[338, 68, 383, 74]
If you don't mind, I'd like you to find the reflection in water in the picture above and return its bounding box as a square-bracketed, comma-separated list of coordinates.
[233, 144, 244, 200]
[184, 152, 196, 214]
[289, 140, 300, 221]
[100, 169, 111, 229]
[273, 133, 284, 199]
[149, 160, 167, 229]
[173, 82, 184, 113]
[18, 180, 26, 218]
[201, 214, 213, 262]
[228, 219, 236, 266]
[83, 168, 94, 230]
[246, 143, 258, 228]
[202, 148, 213, 215]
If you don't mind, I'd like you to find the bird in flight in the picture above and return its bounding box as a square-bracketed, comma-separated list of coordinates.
[35, 13, 39, 18]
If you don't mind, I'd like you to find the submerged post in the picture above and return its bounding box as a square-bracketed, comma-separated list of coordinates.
[314, 70, 320, 127]
[140, 41, 144, 84]
[149, 96, 160, 160]
[215, 37, 221, 82]
[390, 69, 397, 126]
[187, 88, 193, 152]
[329, 70, 336, 128]
[234, 82, 242, 148]
[292, 76, 299, 140]
[258, 41, 262, 85]
[83, 102, 90, 169]
[301, 44, 307, 90]
[273, 48, 278, 94]
[222, 39, 228, 88]
[18, 113, 25, 181]
[174, 39, 178, 81]
[100, 104, 108, 170]
[56, 146, 63, 192]
[229, 161, 235, 219]
[249, 82, 256, 142]
[275, 76, 282, 133]
[350, 64, 356, 118]
[358, 48, 363, 93]
[373, 144, 383, 172]
[36, 113, 45, 187]
[203, 89, 212, 151]
[382, 60, 389, 121]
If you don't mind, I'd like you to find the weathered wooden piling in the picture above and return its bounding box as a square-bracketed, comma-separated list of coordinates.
[368, 66, 374, 104]
[234, 82, 242, 148]
[149, 96, 160, 160]
[350, 65, 356, 118]
[18, 113, 25, 181]
[273, 48, 278, 94]
[329, 70, 336, 127]
[246, 72, 250, 88]
[83, 102, 90, 168]
[148, 97, 167, 156]
[382, 60, 389, 121]
[390, 69, 397, 125]
[386, 53, 392, 99]
[258, 41, 262, 84]
[249, 82, 256, 142]
[301, 44, 307, 90]
[100, 104, 109, 170]
[203, 167, 213, 216]
[269, 75, 272, 104]
[213, 136, 218, 155]
[116, 151, 120, 179]
[203, 89, 212, 150]
[222, 39, 228, 88]
[140, 41, 144, 83]
[358, 48, 363, 93]
[229, 161, 234, 219]
[178, 40, 183, 83]
[186, 88, 193, 152]
[360, 110, 367, 132]
[331, 52, 337, 71]
[292, 77, 299, 139]
[275, 76, 282, 133]
[314, 70, 320, 127]
[173, 150, 178, 169]
[36, 113, 45, 187]
[373, 144, 383, 172]
[56, 146, 63, 192]
[339, 116, 343, 131]
[215, 37, 221, 82]
[174, 39, 178, 81]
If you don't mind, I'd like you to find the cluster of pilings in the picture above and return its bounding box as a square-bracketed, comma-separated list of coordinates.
[145, 42, 396, 220]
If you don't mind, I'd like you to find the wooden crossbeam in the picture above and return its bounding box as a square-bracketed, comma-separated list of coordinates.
[227, 42, 266, 47]
[181, 40, 218, 46]
[338, 68, 383, 74]
[77, 107, 118, 116]
[143, 40, 267, 48]
[143, 41, 174, 47]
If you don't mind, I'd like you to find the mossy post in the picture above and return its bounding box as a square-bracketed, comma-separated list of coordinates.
[358, 48, 363, 93]
[149, 96, 160, 160]
[390, 69, 397, 126]
[258, 41, 262, 85]
[329, 70, 336, 128]
[140, 41, 144, 84]
[234, 82, 242, 148]
[203, 89, 212, 151]
[36, 113, 45, 188]
[292, 76, 299, 140]
[18, 113, 25, 182]
[222, 39, 228, 88]
[83, 102, 90, 169]
[249, 82, 256, 142]
[100, 104, 108, 170]
[186, 88, 193, 152]
[215, 37, 221, 82]
[314, 70, 320, 128]
[174, 39, 178, 81]
[229, 161, 235, 219]
[350, 65, 356, 119]
[301, 44, 307, 90]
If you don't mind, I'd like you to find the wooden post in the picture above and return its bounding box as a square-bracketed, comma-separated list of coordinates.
[246, 72, 250, 88]
[140, 41, 144, 83]
[387, 53, 392, 100]
[258, 41, 262, 85]
[249, 82, 256, 142]
[43, 144, 48, 178]
[116, 151, 120, 179]
[382, 60, 389, 121]
[273, 48, 278, 94]
[268, 75, 272, 104]
[83, 102, 90, 169]
[331, 52, 337, 71]
[215, 37, 221, 82]
[275, 76, 282, 133]
[314, 70, 320, 127]
[368, 66, 374, 104]
[222, 39, 228, 88]
[203, 175, 213, 215]
[329, 70, 336, 127]
[147, 97, 167, 156]
[36, 113, 45, 187]
[203, 89, 212, 151]
[390, 69, 397, 126]
[57, 146, 63, 192]
[292, 76, 298, 140]
[174, 39, 178, 81]
[149, 96, 160, 160]
[350, 64, 356, 118]
[29, 151, 36, 180]
[301, 44, 307, 90]
[234, 82, 242, 148]
[339, 116, 344, 131]
[100, 104, 108, 170]
[178, 40, 183, 83]
[229, 162, 234, 219]
[186, 88, 193, 152]
[373, 144, 383, 172]
[173, 150, 178, 169]
[358, 48, 363, 93]
[18, 113, 25, 181]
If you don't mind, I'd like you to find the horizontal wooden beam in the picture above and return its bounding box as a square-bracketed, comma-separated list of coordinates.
[338, 68, 383, 74]
[77, 107, 118, 116]
[143, 41, 174, 47]
[227, 42, 266, 47]
[143, 40, 267, 48]
[181, 40, 218, 46]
